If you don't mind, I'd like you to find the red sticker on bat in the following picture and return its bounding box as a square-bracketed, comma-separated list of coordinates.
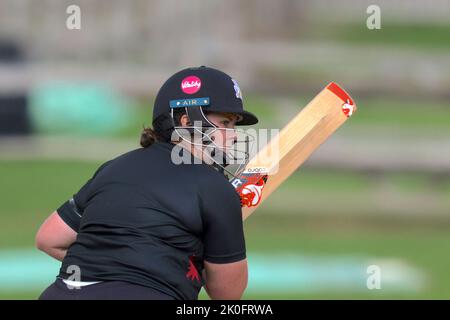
[342, 99, 355, 117]
[327, 82, 353, 105]
[326, 82, 356, 117]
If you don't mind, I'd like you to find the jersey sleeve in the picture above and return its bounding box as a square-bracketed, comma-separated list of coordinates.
[200, 175, 246, 264]
[56, 161, 111, 232]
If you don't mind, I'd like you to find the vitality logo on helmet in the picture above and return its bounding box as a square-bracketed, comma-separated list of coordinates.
[181, 76, 202, 94]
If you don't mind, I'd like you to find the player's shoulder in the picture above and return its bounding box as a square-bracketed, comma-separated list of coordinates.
[92, 159, 114, 177]
[102, 146, 151, 167]
[90, 147, 143, 177]
[194, 165, 240, 200]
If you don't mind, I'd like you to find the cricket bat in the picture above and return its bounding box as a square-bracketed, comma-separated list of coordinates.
[230, 82, 357, 220]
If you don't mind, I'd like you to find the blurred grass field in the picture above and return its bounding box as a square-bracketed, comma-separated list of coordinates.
[1, 159, 449, 299]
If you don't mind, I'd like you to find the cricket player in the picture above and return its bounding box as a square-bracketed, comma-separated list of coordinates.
[36, 66, 258, 300]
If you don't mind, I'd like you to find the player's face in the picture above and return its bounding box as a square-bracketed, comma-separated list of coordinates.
[206, 112, 239, 148]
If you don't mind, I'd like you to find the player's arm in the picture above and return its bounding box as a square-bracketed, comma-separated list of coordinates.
[36, 161, 111, 261]
[36, 190, 88, 261]
[200, 175, 248, 300]
[35, 211, 77, 261]
[36, 194, 87, 261]
[203, 259, 248, 300]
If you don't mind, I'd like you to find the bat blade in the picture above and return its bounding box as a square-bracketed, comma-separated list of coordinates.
[230, 82, 357, 220]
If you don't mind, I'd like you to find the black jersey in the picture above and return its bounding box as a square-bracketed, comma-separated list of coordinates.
[56, 141, 246, 300]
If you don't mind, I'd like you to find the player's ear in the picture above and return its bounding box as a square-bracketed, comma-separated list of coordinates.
[179, 114, 191, 127]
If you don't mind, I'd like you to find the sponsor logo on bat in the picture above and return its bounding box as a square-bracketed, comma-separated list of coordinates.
[244, 167, 269, 174]
[342, 99, 355, 117]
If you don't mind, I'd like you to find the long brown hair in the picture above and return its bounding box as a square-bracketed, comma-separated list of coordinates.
[140, 110, 186, 148]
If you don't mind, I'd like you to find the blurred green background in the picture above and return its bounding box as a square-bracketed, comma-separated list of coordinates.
[0, 0, 449, 299]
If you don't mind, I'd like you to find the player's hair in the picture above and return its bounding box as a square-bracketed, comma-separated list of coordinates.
[140, 110, 186, 148]
[140, 127, 159, 148]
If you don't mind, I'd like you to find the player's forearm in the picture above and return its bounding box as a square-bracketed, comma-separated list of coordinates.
[203, 282, 246, 300]
[37, 245, 67, 261]
[202, 270, 247, 300]
[36, 211, 78, 262]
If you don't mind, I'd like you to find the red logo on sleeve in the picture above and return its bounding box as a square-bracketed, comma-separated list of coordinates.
[186, 256, 201, 283]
